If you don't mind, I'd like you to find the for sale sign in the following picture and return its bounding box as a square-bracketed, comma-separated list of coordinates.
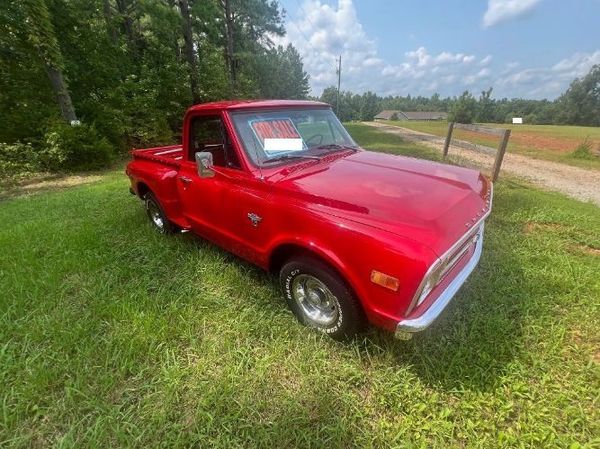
[250, 119, 305, 153]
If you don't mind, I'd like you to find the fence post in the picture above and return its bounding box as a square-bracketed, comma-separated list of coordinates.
[492, 129, 511, 182]
[443, 122, 454, 159]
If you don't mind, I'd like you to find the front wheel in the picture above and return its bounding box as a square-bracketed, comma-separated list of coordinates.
[280, 256, 365, 340]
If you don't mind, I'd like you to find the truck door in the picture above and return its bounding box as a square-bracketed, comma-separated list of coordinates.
[177, 115, 271, 265]
[177, 115, 228, 242]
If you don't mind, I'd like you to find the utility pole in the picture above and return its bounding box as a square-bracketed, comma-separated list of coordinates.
[336, 55, 342, 115]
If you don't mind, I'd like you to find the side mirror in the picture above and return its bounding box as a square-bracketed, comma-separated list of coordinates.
[195, 151, 215, 178]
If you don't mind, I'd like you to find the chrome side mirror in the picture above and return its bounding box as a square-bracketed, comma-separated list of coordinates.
[195, 151, 214, 178]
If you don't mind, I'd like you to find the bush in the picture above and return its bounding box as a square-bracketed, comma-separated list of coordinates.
[42, 123, 115, 171]
[570, 137, 598, 160]
[0, 142, 43, 183]
[0, 123, 116, 186]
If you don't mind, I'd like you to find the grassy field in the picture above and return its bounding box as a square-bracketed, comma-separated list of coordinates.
[1, 124, 599, 448]
[387, 120, 600, 170]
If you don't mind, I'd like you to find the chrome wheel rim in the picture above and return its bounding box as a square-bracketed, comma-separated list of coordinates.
[291, 274, 339, 326]
[147, 200, 164, 230]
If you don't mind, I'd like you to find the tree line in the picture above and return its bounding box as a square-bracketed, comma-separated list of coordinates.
[0, 0, 310, 177]
[319, 64, 600, 127]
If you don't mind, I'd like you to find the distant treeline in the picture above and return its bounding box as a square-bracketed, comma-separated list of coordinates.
[318, 64, 600, 126]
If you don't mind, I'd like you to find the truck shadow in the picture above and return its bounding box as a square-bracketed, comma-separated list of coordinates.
[177, 217, 527, 394]
[358, 230, 527, 393]
[349, 197, 538, 393]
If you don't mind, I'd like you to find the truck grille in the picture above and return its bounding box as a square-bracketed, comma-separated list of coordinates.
[407, 183, 493, 313]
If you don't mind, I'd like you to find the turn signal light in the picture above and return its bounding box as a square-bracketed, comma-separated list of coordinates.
[370, 270, 400, 292]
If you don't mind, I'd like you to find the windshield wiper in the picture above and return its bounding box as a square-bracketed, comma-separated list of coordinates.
[313, 144, 358, 152]
[263, 154, 321, 164]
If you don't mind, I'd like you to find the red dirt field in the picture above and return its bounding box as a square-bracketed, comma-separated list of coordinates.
[509, 132, 600, 153]
[455, 129, 600, 154]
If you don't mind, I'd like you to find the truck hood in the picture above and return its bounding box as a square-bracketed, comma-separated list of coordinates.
[272, 150, 491, 256]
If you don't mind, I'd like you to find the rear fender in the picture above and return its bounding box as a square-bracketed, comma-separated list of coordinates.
[127, 161, 189, 228]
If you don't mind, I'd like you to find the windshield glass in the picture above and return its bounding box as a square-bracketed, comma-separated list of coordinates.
[230, 108, 358, 165]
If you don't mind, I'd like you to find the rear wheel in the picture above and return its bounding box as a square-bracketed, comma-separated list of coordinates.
[279, 256, 365, 340]
[144, 192, 175, 234]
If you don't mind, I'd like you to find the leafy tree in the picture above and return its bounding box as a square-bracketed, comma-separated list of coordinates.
[22, 0, 78, 123]
[178, 0, 201, 103]
[556, 64, 600, 126]
[256, 45, 309, 99]
[0, 1, 57, 141]
[359, 91, 379, 121]
[114, 0, 141, 57]
[477, 87, 494, 123]
[218, 0, 285, 96]
[320, 86, 338, 109]
[318, 88, 353, 121]
[1, 0, 312, 175]
[449, 91, 477, 124]
[220, 0, 236, 91]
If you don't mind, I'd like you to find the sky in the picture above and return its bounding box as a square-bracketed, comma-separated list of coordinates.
[274, 0, 600, 99]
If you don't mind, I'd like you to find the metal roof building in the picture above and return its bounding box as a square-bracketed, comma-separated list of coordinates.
[374, 110, 448, 121]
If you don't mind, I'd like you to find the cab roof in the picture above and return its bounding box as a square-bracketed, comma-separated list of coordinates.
[187, 99, 331, 113]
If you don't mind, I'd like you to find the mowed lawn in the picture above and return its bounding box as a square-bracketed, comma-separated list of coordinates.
[387, 120, 600, 170]
[1, 125, 599, 448]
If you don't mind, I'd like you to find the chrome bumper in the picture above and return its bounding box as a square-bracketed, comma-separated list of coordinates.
[395, 225, 485, 339]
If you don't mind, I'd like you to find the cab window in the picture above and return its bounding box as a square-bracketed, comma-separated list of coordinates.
[189, 116, 241, 169]
[229, 108, 357, 166]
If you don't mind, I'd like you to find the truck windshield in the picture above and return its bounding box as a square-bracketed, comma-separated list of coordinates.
[230, 108, 358, 166]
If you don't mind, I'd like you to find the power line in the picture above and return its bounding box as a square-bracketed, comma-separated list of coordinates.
[286, 14, 338, 72]
[288, 19, 318, 53]
[294, 0, 318, 32]
[288, 0, 336, 62]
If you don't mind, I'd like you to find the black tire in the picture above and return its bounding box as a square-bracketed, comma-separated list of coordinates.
[144, 192, 176, 234]
[279, 256, 365, 340]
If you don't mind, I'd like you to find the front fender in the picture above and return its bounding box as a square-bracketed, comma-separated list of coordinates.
[265, 211, 438, 331]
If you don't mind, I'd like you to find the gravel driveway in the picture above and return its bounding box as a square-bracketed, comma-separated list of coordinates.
[366, 122, 600, 207]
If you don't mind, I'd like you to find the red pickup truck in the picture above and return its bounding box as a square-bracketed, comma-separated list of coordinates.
[126, 100, 492, 340]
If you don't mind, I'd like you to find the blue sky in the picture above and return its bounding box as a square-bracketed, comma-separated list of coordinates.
[275, 0, 600, 99]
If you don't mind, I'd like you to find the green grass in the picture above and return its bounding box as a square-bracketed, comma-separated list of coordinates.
[1, 125, 599, 447]
[388, 120, 600, 170]
[345, 123, 443, 161]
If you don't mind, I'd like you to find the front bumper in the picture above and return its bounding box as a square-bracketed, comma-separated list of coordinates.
[395, 224, 485, 339]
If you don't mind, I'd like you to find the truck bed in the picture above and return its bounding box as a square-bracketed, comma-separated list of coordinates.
[131, 145, 184, 167]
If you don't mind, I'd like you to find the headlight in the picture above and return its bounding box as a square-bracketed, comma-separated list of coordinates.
[416, 262, 443, 306]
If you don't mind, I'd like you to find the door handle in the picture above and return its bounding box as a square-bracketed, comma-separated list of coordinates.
[179, 176, 193, 185]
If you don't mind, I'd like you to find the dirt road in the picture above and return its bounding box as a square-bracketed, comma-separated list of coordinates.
[365, 122, 600, 207]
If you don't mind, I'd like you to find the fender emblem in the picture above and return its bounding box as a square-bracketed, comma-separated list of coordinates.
[247, 212, 262, 227]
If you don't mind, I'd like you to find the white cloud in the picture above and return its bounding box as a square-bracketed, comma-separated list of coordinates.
[552, 51, 600, 74]
[496, 51, 600, 98]
[483, 0, 543, 27]
[464, 68, 492, 86]
[275, 0, 380, 92]
[279, 0, 489, 96]
[279, 0, 598, 99]
[480, 55, 493, 66]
